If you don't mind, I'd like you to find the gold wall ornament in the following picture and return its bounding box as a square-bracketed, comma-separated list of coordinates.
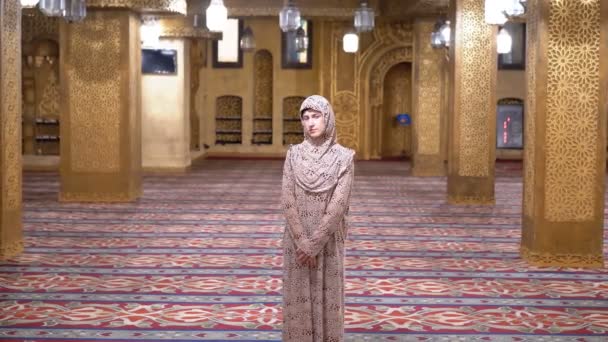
[1, 0, 24, 258]
[22, 10, 58, 43]
[159, 17, 221, 39]
[521, 246, 603, 269]
[332, 91, 358, 149]
[254, 50, 273, 118]
[521, 0, 606, 268]
[60, 10, 142, 202]
[87, 0, 187, 14]
[253, 50, 273, 145]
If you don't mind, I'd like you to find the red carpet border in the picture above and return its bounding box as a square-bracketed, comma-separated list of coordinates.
[0, 160, 607, 341]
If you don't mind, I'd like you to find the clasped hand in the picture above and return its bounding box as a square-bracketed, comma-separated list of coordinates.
[296, 248, 317, 268]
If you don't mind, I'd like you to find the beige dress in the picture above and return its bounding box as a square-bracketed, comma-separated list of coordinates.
[281, 142, 355, 342]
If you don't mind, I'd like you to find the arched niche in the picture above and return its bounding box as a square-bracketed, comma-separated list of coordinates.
[282, 96, 306, 145]
[215, 95, 243, 145]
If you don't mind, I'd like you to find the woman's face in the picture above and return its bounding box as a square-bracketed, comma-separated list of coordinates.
[301, 109, 326, 139]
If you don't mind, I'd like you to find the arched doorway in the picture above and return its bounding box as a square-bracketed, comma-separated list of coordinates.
[380, 62, 412, 159]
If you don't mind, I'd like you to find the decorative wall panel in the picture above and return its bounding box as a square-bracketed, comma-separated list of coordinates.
[414, 21, 442, 155]
[66, 15, 121, 172]
[544, 0, 600, 222]
[1, 0, 22, 210]
[456, 0, 495, 177]
[523, 0, 538, 218]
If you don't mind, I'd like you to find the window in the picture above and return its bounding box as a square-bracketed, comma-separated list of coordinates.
[212, 18, 243, 68]
[498, 22, 525, 70]
[282, 19, 312, 69]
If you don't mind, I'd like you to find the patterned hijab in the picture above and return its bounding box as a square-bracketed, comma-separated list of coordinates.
[290, 95, 345, 193]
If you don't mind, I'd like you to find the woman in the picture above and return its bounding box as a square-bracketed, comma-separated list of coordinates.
[281, 95, 355, 342]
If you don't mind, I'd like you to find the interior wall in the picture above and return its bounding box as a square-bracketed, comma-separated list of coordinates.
[142, 39, 191, 170]
[199, 17, 321, 156]
[496, 69, 525, 160]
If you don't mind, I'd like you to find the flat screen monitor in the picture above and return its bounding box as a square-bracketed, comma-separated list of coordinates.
[142, 48, 177, 75]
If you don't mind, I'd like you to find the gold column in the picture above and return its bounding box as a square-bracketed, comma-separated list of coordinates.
[447, 0, 497, 204]
[521, 0, 607, 268]
[59, 10, 142, 202]
[412, 19, 446, 176]
[0, 0, 23, 258]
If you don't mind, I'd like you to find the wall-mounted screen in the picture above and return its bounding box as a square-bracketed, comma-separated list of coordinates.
[142, 49, 177, 75]
[496, 102, 524, 149]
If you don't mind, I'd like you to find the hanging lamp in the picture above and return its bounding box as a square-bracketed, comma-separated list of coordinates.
[295, 26, 308, 53]
[279, 0, 301, 32]
[38, 0, 65, 16]
[353, 0, 374, 33]
[240, 26, 256, 52]
[64, 0, 86, 22]
[343, 30, 359, 53]
[206, 0, 228, 32]
[497, 27, 513, 54]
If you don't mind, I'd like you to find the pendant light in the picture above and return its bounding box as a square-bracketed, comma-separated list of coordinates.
[206, 0, 228, 32]
[295, 26, 308, 53]
[38, 0, 65, 16]
[343, 30, 359, 53]
[64, 0, 86, 23]
[497, 27, 512, 54]
[353, 0, 374, 33]
[240, 26, 256, 52]
[141, 17, 161, 48]
[439, 20, 450, 47]
[279, 0, 300, 32]
[20, 0, 39, 8]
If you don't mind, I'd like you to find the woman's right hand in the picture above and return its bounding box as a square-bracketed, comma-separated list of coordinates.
[296, 248, 317, 269]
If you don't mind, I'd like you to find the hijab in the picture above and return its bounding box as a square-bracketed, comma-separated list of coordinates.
[289, 95, 350, 193]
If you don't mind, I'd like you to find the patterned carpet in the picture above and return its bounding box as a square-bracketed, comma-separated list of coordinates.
[1, 159, 608, 341]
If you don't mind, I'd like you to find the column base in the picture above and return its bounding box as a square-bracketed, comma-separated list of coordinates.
[447, 194, 494, 205]
[521, 245, 603, 268]
[0, 240, 24, 260]
[412, 155, 446, 176]
[59, 189, 141, 203]
[447, 174, 495, 205]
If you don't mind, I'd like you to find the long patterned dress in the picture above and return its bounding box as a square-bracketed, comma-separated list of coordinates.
[281, 143, 355, 342]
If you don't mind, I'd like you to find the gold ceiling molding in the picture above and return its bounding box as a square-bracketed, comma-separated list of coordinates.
[87, 0, 187, 15]
[217, 0, 448, 18]
[159, 17, 221, 39]
[228, 7, 357, 17]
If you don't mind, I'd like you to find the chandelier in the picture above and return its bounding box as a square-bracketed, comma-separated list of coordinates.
[20, 0, 39, 8]
[353, 0, 374, 33]
[140, 17, 161, 48]
[240, 26, 256, 52]
[38, 0, 65, 16]
[279, 0, 301, 32]
[485, 0, 527, 25]
[343, 30, 359, 53]
[206, 0, 228, 32]
[431, 18, 450, 49]
[64, 0, 86, 22]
